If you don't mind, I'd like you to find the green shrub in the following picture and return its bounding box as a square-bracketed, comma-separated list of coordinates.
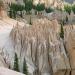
[64, 5, 71, 15]
[23, 0, 33, 14]
[60, 24, 64, 39]
[23, 58, 28, 75]
[13, 53, 19, 72]
[72, 4, 75, 14]
[45, 7, 53, 13]
[35, 3, 45, 12]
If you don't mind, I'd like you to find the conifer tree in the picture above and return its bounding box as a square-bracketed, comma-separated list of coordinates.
[35, 3, 45, 12]
[23, 58, 28, 75]
[66, 16, 68, 23]
[60, 24, 64, 39]
[9, 3, 24, 18]
[23, 0, 33, 14]
[72, 4, 75, 14]
[13, 53, 19, 72]
[64, 4, 71, 15]
[9, 10, 13, 18]
[45, 7, 53, 13]
[29, 16, 32, 25]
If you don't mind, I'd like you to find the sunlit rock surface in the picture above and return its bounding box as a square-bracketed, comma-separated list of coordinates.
[0, 11, 27, 69]
[64, 25, 75, 75]
[10, 18, 71, 75]
[0, 1, 75, 75]
[0, 8, 75, 75]
[0, 67, 25, 75]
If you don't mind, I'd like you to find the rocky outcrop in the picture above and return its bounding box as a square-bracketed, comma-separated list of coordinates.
[0, 67, 25, 75]
[0, 0, 7, 19]
[0, 10, 75, 75]
[0, 55, 7, 67]
[0, 13, 27, 69]
[65, 25, 75, 75]
[10, 18, 71, 75]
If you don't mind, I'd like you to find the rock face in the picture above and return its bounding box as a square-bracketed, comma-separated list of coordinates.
[10, 18, 71, 75]
[65, 25, 75, 75]
[0, 55, 7, 67]
[0, 0, 8, 19]
[3, 0, 24, 5]
[0, 12, 27, 69]
[0, 67, 25, 75]
[0, 13, 75, 75]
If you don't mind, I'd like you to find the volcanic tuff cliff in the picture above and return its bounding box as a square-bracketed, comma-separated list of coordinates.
[1, 0, 75, 75]
[9, 18, 74, 75]
[0, 67, 25, 75]
[0, 13, 75, 75]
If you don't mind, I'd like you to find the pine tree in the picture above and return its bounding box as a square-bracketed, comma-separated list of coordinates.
[35, 3, 45, 12]
[13, 10, 16, 19]
[45, 7, 53, 13]
[23, 58, 28, 75]
[72, 4, 75, 14]
[9, 3, 24, 18]
[64, 4, 71, 15]
[60, 24, 64, 39]
[29, 16, 32, 25]
[13, 53, 19, 72]
[24, 0, 33, 14]
[9, 9, 13, 18]
[66, 16, 68, 23]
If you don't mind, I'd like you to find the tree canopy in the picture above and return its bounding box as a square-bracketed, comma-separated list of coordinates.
[35, 3, 45, 11]
[23, 0, 33, 13]
[23, 58, 28, 75]
[9, 3, 24, 18]
[45, 7, 53, 13]
[13, 53, 19, 72]
[60, 24, 64, 39]
[72, 4, 75, 14]
[64, 5, 71, 15]
[10, 3, 24, 11]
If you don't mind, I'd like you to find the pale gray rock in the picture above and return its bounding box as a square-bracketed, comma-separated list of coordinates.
[0, 67, 25, 75]
[10, 18, 70, 75]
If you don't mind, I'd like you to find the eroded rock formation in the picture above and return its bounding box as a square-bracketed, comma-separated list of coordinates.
[0, 8, 75, 75]
[9, 18, 72, 75]
[0, 67, 25, 75]
[64, 25, 75, 75]
[0, 0, 8, 19]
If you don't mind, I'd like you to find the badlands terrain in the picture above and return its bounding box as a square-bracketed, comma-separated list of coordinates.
[1, 0, 75, 75]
